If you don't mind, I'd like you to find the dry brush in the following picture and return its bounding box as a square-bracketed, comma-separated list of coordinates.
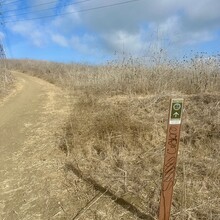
[7, 55, 220, 219]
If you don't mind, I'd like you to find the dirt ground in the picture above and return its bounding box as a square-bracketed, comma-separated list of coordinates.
[0, 72, 156, 220]
[0, 72, 72, 219]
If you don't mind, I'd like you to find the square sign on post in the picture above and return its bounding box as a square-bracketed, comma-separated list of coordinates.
[170, 100, 183, 124]
[159, 99, 184, 220]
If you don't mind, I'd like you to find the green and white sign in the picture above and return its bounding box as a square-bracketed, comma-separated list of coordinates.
[169, 99, 184, 124]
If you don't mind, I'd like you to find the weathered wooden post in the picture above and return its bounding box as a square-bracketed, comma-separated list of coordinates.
[159, 98, 184, 220]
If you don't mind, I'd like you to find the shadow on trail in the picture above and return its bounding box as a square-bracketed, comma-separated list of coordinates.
[65, 162, 154, 220]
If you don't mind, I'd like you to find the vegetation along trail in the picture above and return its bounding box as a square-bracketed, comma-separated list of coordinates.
[0, 71, 70, 219]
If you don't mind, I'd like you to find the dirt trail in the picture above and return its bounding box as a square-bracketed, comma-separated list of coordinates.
[0, 72, 153, 220]
[0, 72, 70, 219]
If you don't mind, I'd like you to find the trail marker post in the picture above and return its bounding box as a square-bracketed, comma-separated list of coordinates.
[159, 99, 184, 220]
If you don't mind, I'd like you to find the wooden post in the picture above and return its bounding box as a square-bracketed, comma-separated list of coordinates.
[159, 99, 184, 220]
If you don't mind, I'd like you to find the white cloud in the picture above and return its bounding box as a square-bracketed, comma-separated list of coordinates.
[9, 21, 48, 47]
[51, 34, 68, 47]
[102, 30, 148, 55]
[7, 0, 220, 58]
[181, 31, 215, 45]
[79, 0, 180, 33]
[149, 16, 216, 46]
[70, 34, 98, 54]
[52, 5, 81, 33]
[66, 0, 220, 55]
[182, 0, 220, 30]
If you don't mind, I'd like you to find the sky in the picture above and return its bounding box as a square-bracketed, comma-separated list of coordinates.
[1, 0, 220, 64]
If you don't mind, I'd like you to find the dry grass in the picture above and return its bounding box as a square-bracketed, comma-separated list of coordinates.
[7, 55, 220, 219]
[0, 61, 14, 97]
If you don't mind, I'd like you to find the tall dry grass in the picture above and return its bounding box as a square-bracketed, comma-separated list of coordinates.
[7, 55, 220, 219]
[0, 60, 14, 96]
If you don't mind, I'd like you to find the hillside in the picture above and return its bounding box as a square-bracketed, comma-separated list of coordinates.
[5, 57, 220, 219]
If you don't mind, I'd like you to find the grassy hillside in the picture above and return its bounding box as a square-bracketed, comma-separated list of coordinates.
[8, 57, 220, 219]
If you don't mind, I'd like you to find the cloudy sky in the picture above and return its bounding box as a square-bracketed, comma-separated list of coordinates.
[1, 0, 220, 63]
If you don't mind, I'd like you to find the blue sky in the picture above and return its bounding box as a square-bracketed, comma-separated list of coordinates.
[1, 0, 220, 64]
